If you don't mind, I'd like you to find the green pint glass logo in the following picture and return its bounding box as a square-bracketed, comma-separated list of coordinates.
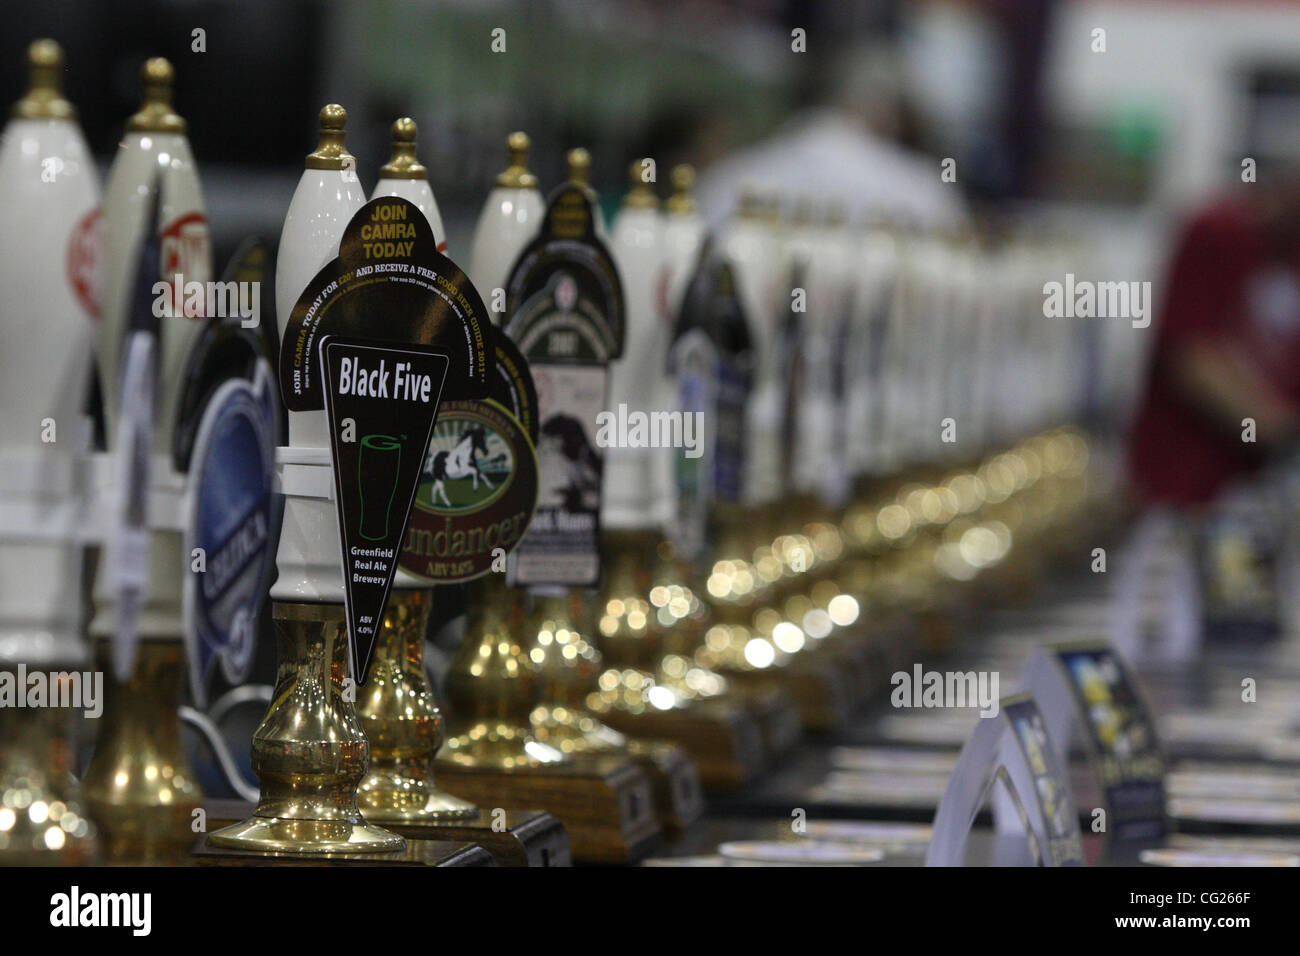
[357, 434, 403, 540]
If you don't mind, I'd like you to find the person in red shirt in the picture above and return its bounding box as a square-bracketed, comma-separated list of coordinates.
[1130, 193, 1300, 501]
[1116, 187, 1300, 661]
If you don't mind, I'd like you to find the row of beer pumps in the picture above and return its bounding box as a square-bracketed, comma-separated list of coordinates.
[0, 39, 1109, 864]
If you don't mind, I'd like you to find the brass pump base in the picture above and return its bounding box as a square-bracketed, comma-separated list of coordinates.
[438, 578, 567, 771]
[207, 810, 402, 854]
[82, 640, 200, 863]
[209, 602, 404, 855]
[0, 681, 96, 864]
[356, 588, 477, 824]
[433, 582, 659, 863]
[525, 591, 704, 830]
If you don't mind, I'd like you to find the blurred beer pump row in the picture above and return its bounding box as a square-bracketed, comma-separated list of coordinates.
[0, 39, 1118, 865]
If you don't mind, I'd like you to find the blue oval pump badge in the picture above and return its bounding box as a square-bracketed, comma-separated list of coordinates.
[183, 361, 280, 706]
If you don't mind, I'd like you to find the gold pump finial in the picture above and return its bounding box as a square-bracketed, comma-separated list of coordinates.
[14, 39, 75, 121]
[379, 116, 427, 180]
[567, 147, 591, 185]
[305, 103, 352, 170]
[623, 158, 659, 209]
[666, 163, 696, 215]
[568, 148, 605, 214]
[127, 57, 185, 134]
[497, 130, 538, 189]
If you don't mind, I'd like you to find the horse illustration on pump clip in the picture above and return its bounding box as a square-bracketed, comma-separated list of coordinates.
[428, 425, 495, 508]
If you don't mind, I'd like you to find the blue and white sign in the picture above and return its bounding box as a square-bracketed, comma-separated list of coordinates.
[183, 361, 280, 706]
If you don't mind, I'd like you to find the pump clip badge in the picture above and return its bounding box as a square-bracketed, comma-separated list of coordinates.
[504, 183, 625, 363]
[321, 336, 450, 685]
[279, 197, 491, 411]
[397, 333, 540, 585]
[670, 244, 753, 560]
[501, 183, 624, 588]
[288, 197, 493, 682]
[183, 364, 279, 705]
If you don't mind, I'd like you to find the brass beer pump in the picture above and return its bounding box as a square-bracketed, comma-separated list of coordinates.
[492, 152, 703, 828]
[209, 106, 402, 854]
[528, 586, 628, 756]
[681, 196, 868, 730]
[594, 161, 713, 691]
[0, 686, 95, 864]
[0, 40, 97, 866]
[523, 152, 680, 754]
[209, 601, 403, 851]
[82, 642, 199, 861]
[583, 165, 766, 786]
[438, 576, 566, 770]
[430, 150, 663, 861]
[355, 588, 479, 822]
[352, 120, 477, 826]
[434, 578, 662, 865]
[528, 580, 708, 831]
[81, 58, 202, 864]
